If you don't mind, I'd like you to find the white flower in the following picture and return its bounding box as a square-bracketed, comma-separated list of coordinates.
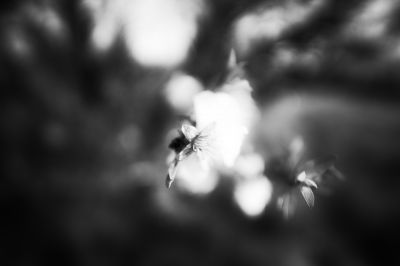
[166, 85, 258, 189]
[166, 122, 218, 188]
[166, 52, 259, 192]
[193, 81, 257, 167]
[275, 138, 344, 218]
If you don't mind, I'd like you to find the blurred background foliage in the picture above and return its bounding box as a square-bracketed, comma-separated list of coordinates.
[1, 0, 400, 265]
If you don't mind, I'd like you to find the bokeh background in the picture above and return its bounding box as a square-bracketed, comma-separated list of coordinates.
[1, 0, 400, 265]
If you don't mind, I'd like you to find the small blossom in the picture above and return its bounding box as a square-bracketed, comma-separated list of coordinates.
[272, 138, 344, 218]
[165, 49, 259, 191]
[166, 123, 217, 188]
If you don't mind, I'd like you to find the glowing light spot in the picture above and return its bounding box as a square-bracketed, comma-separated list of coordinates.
[194, 91, 249, 167]
[234, 153, 265, 179]
[187, 76, 259, 168]
[175, 154, 218, 195]
[164, 73, 203, 112]
[125, 0, 204, 67]
[85, 0, 125, 51]
[92, 20, 119, 51]
[85, 0, 205, 67]
[234, 176, 272, 217]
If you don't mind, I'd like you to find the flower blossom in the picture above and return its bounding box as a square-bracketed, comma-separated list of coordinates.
[166, 53, 258, 191]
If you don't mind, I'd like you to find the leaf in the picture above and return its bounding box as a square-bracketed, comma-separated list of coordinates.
[181, 145, 194, 159]
[297, 171, 317, 188]
[300, 186, 315, 208]
[167, 158, 178, 186]
[166, 144, 195, 188]
[165, 174, 173, 188]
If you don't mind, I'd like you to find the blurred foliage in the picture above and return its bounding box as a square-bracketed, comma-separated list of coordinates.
[1, 0, 400, 265]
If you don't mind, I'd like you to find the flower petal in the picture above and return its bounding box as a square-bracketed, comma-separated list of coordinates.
[166, 145, 194, 188]
[181, 123, 198, 141]
[300, 186, 315, 208]
[167, 158, 178, 188]
[296, 171, 307, 182]
[304, 178, 318, 188]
